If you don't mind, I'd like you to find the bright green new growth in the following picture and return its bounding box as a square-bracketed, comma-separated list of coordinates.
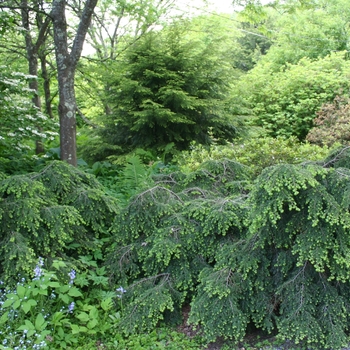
[237, 52, 350, 140]
[190, 159, 350, 348]
[106, 148, 350, 349]
[3, 149, 350, 348]
[0, 161, 119, 282]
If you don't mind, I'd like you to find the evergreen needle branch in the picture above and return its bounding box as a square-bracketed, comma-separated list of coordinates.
[131, 186, 184, 205]
[335, 169, 350, 178]
[323, 146, 350, 168]
[128, 273, 171, 289]
[182, 187, 208, 197]
[118, 245, 133, 272]
[76, 107, 98, 128]
[29, 161, 55, 180]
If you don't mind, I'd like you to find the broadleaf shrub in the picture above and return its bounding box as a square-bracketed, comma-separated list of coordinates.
[175, 136, 330, 177]
[307, 95, 350, 146]
[236, 52, 350, 140]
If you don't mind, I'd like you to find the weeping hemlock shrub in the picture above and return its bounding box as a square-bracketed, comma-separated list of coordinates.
[190, 162, 350, 348]
[106, 151, 350, 349]
[106, 159, 250, 333]
[0, 161, 119, 282]
[4, 152, 350, 348]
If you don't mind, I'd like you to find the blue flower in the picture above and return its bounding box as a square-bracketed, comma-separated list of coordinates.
[116, 286, 126, 298]
[68, 269, 76, 284]
[68, 302, 75, 313]
[33, 265, 42, 279]
[33, 257, 44, 279]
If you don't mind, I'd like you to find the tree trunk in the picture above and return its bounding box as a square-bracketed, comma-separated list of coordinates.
[51, 0, 98, 166]
[39, 51, 54, 119]
[21, 0, 51, 154]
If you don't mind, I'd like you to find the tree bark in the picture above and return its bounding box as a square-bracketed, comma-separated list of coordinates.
[51, 0, 98, 166]
[21, 0, 50, 154]
[39, 51, 54, 119]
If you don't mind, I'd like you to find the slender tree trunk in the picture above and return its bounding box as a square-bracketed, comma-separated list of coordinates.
[39, 52, 54, 119]
[51, 0, 98, 166]
[21, 0, 50, 154]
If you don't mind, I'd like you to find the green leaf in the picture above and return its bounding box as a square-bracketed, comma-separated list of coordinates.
[71, 324, 88, 334]
[48, 281, 60, 288]
[52, 260, 67, 270]
[101, 298, 113, 311]
[59, 285, 70, 293]
[13, 299, 21, 309]
[22, 300, 37, 314]
[18, 319, 35, 331]
[0, 311, 9, 325]
[67, 286, 83, 297]
[89, 306, 99, 319]
[35, 313, 47, 331]
[71, 324, 81, 334]
[2, 298, 15, 308]
[16, 285, 26, 299]
[87, 318, 98, 329]
[76, 312, 90, 323]
[59, 293, 69, 304]
[51, 312, 65, 326]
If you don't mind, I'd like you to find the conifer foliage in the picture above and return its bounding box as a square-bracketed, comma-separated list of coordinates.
[108, 150, 350, 349]
[96, 22, 242, 158]
[4, 150, 350, 348]
[0, 161, 119, 282]
[107, 159, 250, 334]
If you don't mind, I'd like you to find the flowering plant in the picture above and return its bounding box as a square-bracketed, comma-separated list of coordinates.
[0, 258, 118, 349]
[0, 69, 58, 156]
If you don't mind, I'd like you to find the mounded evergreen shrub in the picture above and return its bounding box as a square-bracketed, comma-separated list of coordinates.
[107, 149, 350, 349]
[0, 161, 119, 282]
[3, 151, 350, 348]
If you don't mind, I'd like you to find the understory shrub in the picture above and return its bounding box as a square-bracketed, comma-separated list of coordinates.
[307, 95, 350, 147]
[0, 161, 119, 283]
[106, 148, 350, 349]
[3, 149, 350, 349]
[175, 136, 330, 177]
[106, 159, 250, 334]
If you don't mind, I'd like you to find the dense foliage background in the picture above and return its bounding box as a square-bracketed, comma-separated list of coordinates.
[1, 0, 350, 349]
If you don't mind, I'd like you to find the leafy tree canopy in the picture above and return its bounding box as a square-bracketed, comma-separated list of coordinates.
[0, 68, 58, 158]
[235, 0, 350, 73]
[235, 52, 350, 140]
